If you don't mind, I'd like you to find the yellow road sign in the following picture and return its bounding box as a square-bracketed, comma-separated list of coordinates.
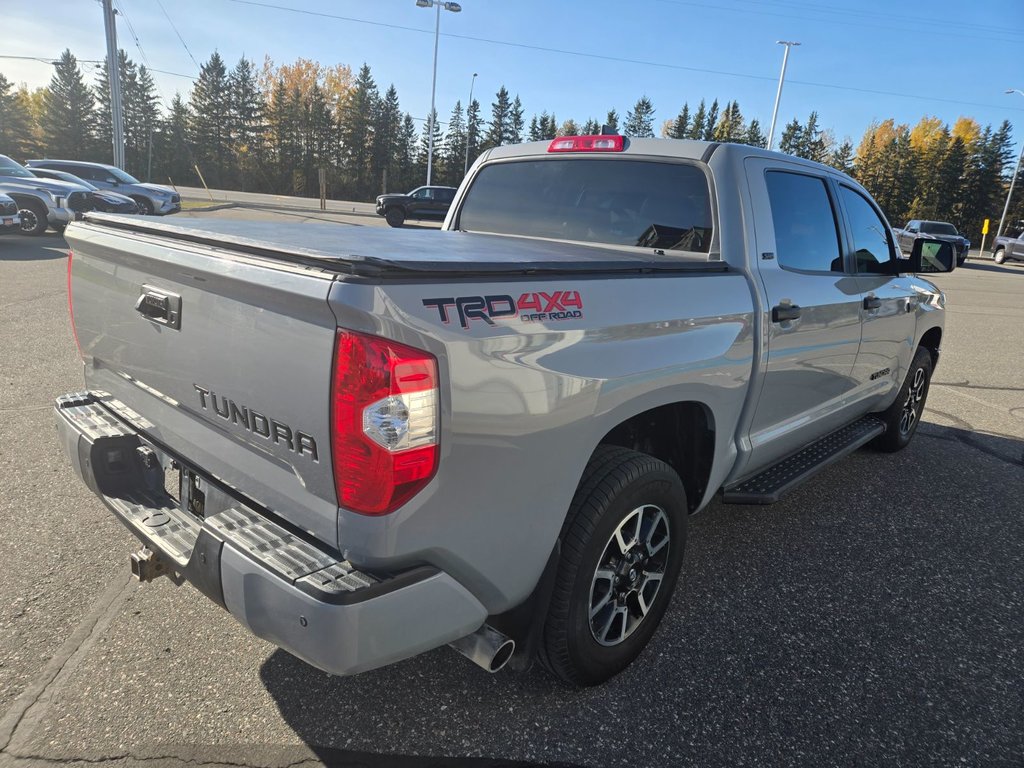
[982, 218, 990, 235]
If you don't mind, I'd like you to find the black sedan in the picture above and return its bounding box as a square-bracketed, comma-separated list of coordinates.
[28, 168, 140, 214]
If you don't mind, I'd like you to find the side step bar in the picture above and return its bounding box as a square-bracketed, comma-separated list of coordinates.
[723, 415, 885, 505]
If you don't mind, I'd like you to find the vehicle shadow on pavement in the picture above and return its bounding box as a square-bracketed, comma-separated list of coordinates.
[0, 234, 67, 260]
[259, 425, 1024, 768]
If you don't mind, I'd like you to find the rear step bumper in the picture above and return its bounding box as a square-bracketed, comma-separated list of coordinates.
[55, 392, 486, 676]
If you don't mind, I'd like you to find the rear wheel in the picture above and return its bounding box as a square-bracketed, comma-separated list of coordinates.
[385, 207, 405, 227]
[870, 346, 933, 453]
[993, 248, 1006, 265]
[539, 446, 687, 686]
[16, 200, 48, 236]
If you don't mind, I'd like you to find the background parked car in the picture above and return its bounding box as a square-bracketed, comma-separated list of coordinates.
[375, 185, 457, 227]
[26, 159, 180, 215]
[991, 224, 1024, 265]
[0, 192, 20, 235]
[29, 168, 140, 215]
[893, 220, 971, 267]
[0, 154, 90, 235]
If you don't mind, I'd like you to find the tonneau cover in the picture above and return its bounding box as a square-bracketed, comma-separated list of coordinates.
[78, 213, 727, 277]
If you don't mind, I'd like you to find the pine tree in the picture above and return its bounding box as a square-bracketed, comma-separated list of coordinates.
[396, 112, 418, 191]
[712, 100, 744, 143]
[745, 119, 766, 148]
[702, 99, 719, 141]
[510, 96, 525, 144]
[779, 117, 803, 156]
[667, 103, 690, 139]
[153, 93, 192, 187]
[798, 111, 830, 163]
[483, 86, 512, 149]
[417, 108, 444, 184]
[189, 52, 232, 186]
[0, 74, 34, 159]
[605, 109, 619, 132]
[338, 63, 378, 199]
[623, 96, 655, 138]
[559, 119, 580, 137]
[374, 85, 403, 192]
[42, 49, 96, 160]
[228, 57, 265, 190]
[828, 139, 854, 174]
[466, 98, 483, 169]
[527, 115, 541, 142]
[442, 100, 467, 185]
[687, 100, 706, 140]
[582, 118, 601, 135]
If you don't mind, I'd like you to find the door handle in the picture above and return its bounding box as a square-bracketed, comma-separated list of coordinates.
[863, 296, 882, 310]
[771, 304, 802, 322]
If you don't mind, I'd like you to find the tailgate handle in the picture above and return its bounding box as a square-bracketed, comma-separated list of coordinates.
[135, 286, 181, 330]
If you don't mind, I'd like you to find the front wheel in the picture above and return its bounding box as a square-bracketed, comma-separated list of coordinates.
[539, 446, 687, 686]
[384, 207, 405, 227]
[870, 346, 933, 453]
[17, 201, 48, 236]
[132, 197, 155, 215]
[993, 248, 1006, 265]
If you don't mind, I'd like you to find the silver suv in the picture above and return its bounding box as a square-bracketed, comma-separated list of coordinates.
[26, 159, 181, 216]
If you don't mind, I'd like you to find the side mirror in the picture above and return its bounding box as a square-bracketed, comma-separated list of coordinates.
[909, 238, 956, 273]
[907, 227, 918, 234]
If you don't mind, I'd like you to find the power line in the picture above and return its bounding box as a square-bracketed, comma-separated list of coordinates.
[223, 0, 1024, 115]
[155, 0, 202, 71]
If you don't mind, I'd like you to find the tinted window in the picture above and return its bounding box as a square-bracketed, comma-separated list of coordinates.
[458, 158, 713, 252]
[840, 186, 894, 274]
[920, 221, 958, 235]
[0, 156, 35, 178]
[765, 171, 843, 272]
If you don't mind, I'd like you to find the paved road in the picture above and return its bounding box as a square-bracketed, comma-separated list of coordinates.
[1, 215, 1022, 767]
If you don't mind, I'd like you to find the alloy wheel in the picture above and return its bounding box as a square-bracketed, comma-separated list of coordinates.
[899, 366, 927, 436]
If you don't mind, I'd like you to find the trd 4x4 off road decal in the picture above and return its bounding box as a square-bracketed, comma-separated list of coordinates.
[422, 291, 584, 328]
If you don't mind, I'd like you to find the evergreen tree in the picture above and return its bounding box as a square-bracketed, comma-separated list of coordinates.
[396, 112, 418, 191]
[605, 109, 618, 132]
[484, 86, 512, 148]
[702, 99, 719, 141]
[527, 115, 541, 142]
[559, 119, 580, 137]
[228, 57, 265, 190]
[623, 96, 655, 138]
[779, 117, 803, 156]
[745, 119, 766, 148]
[667, 103, 690, 139]
[581, 118, 601, 135]
[828, 139, 854, 174]
[152, 92, 192, 187]
[0, 74, 34, 159]
[798, 111, 830, 163]
[338, 63, 378, 199]
[687, 100, 706, 140]
[712, 100, 744, 143]
[373, 85, 403, 192]
[466, 98, 483, 169]
[442, 100, 467, 185]
[510, 96, 525, 144]
[42, 49, 96, 160]
[189, 52, 232, 186]
[417, 108, 444, 184]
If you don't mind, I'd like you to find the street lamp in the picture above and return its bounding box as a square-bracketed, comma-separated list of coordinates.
[464, 72, 478, 177]
[415, 0, 462, 186]
[766, 40, 800, 152]
[994, 88, 1024, 243]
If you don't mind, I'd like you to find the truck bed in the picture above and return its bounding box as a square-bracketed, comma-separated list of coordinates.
[81, 212, 729, 278]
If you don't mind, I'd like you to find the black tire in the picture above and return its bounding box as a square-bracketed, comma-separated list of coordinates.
[993, 248, 1006, 265]
[956, 252, 967, 267]
[16, 199, 48, 236]
[538, 446, 687, 686]
[384, 207, 405, 227]
[132, 196, 155, 215]
[869, 346, 933, 453]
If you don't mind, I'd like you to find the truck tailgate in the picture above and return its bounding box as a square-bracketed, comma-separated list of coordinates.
[65, 220, 342, 547]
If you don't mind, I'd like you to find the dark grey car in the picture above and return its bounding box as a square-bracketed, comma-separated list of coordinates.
[26, 159, 180, 215]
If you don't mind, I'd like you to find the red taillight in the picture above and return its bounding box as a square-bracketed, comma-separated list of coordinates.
[331, 329, 439, 516]
[547, 135, 625, 153]
[67, 249, 82, 359]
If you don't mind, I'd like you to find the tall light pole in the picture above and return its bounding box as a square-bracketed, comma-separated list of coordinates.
[415, 0, 462, 186]
[766, 40, 800, 152]
[464, 72, 477, 177]
[101, 0, 125, 169]
[995, 88, 1024, 242]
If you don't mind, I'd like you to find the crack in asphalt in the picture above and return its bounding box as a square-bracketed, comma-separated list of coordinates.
[2, 752, 322, 768]
[934, 380, 1024, 393]
[922, 411, 1024, 469]
[0, 575, 133, 755]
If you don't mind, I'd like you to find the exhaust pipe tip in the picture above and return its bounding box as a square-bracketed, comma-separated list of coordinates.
[450, 624, 516, 674]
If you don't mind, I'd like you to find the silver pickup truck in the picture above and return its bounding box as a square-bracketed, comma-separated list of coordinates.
[56, 137, 956, 686]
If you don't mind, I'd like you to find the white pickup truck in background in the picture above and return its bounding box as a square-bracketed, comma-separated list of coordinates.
[56, 135, 956, 686]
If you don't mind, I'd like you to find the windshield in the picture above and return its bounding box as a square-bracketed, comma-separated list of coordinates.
[458, 158, 714, 253]
[921, 222, 958, 235]
[0, 156, 37, 179]
[108, 166, 140, 184]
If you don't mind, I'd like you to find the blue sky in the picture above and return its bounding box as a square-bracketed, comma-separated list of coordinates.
[3, 0, 1023, 149]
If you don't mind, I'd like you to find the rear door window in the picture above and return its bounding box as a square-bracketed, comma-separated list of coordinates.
[458, 158, 714, 253]
[765, 171, 844, 273]
[839, 185, 895, 274]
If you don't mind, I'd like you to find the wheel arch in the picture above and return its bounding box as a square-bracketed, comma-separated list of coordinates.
[918, 325, 942, 367]
[595, 400, 716, 513]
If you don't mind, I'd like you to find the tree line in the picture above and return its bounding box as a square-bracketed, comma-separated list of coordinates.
[0, 48, 1021, 243]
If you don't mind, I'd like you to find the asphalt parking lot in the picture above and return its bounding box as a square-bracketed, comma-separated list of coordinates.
[1, 212, 1022, 767]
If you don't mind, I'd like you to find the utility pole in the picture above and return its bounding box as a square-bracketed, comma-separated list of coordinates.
[102, 0, 125, 169]
[767, 41, 800, 152]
